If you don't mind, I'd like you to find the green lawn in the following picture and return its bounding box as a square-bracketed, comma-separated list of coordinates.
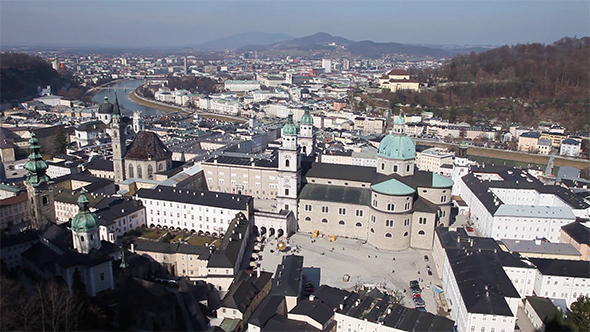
[186, 236, 220, 248]
[139, 229, 165, 240]
[170, 234, 189, 242]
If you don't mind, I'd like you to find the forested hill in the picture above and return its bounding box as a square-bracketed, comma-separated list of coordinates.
[385, 37, 589, 132]
[437, 37, 589, 101]
[1, 53, 87, 103]
[0, 53, 62, 102]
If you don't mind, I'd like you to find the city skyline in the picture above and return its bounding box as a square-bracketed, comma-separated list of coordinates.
[1, 0, 589, 49]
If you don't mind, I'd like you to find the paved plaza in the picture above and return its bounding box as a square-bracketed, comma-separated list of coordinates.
[257, 232, 445, 315]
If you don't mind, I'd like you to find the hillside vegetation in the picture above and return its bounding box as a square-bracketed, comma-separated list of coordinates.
[0, 53, 62, 102]
[1, 52, 86, 103]
[379, 37, 590, 131]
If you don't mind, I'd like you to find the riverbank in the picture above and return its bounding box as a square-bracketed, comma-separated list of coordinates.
[129, 88, 246, 123]
[129, 89, 190, 114]
[416, 140, 590, 170]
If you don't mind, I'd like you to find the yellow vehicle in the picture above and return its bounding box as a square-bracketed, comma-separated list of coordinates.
[329, 235, 337, 242]
[312, 230, 319, 237]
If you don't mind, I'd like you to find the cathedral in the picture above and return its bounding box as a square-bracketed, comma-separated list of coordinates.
[103, 96, 172, 183]
[201, 112, 454, 250]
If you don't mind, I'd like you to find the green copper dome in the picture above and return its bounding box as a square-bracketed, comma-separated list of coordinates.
[283, 111, 298, 136]
[300, 108, 313, 126]
[71, 189, 99, 232]
[24, 132, 52, 187]
[98, 96, 115, 114]
[377, 134, 416, 160]
[371, 178, 415, 196]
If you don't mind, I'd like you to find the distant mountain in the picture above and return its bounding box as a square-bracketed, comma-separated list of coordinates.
[197, 32, 293, 50]
[347, 41, 449, 58]
[269, 32, 353, 50]
[234, 32, 449, 58]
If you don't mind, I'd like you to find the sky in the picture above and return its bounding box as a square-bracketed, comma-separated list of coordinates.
[1, 0, 589, 48]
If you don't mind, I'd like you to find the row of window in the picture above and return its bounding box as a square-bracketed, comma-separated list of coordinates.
[380, 163, 412, 173]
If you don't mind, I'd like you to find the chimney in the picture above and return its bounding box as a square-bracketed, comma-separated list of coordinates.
[534, 238, 541, 246]
[257, 268, 261, 278]
[309, 294, 315, 301]
[130, 243, 135, 253]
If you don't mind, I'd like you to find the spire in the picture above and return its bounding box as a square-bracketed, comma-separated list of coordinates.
[282, 111, 298, 136]
[71, 188, 99, 233]
[300, 108, 313, 126]
[24, 132, 52, 187]
[113, 93, 121, 117]
[77, 188, 90, 211]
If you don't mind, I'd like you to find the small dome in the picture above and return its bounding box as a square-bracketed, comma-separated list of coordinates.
[71, 190, 99, 232]
[300, 108, 313, 126]
[394, 114, 405, 125]
[377, 134, 416, 160]
[98, 96, 115, 114]
[371, 178, 415, 196]
[282, 112, 298, 136]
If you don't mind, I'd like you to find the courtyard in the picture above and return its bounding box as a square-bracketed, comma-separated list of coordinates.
[256, 232, 446, 315]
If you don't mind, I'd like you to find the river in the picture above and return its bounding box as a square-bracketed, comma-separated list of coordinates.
[91, 79, 164, 116]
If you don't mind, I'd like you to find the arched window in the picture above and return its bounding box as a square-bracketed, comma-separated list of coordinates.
[128, 164, 134, 178]
[418, 230, 425, 235]
[158, 163, 164, 171]
[137, 165, 143, 178]
[42, 196, 49, 205]
[321, 218, 328, 223]
[393, 165, 398, 172]
[148, 164, 154, 180]
[355, 222, 362, 227]
[100, 272, 105, 281]
[90, 234, 94, 240]
[285, 159, 290, 167]
[403, 232, 409, 237]
[302, 146, 307, 154]
[370, 228, 375, 233]
[385, 233, 392, 238]
[338, 220, 345, 225]
[305, 217, 311, 222]
[80, 236, 85, 242]
[387, 203, 395, 211]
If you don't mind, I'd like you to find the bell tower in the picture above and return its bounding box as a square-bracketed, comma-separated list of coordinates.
[111, 95, 126, 183]
[298, 108, 315, 160]
[277, 112, 300, 216]
[452, 142, 470, 195]
[71, 189, 102, 254]
[24, 132, 55, 228]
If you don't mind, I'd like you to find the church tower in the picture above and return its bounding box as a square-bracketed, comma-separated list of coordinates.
[132, 111, 145, 134]
[24, 132, 55, 228]
[452, 142, 470, 195]
[111, 95, 126, 183]
[298, 108, 315, 160]
[277, 112, 300, 216]
[71, 189, 102, 254]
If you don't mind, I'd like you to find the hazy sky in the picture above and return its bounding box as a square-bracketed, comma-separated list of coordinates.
[1, 0, 589, 48]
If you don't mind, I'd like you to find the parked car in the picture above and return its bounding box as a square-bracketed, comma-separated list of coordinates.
[410, 280, 420, 287]
[427, 270, 433, 276]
